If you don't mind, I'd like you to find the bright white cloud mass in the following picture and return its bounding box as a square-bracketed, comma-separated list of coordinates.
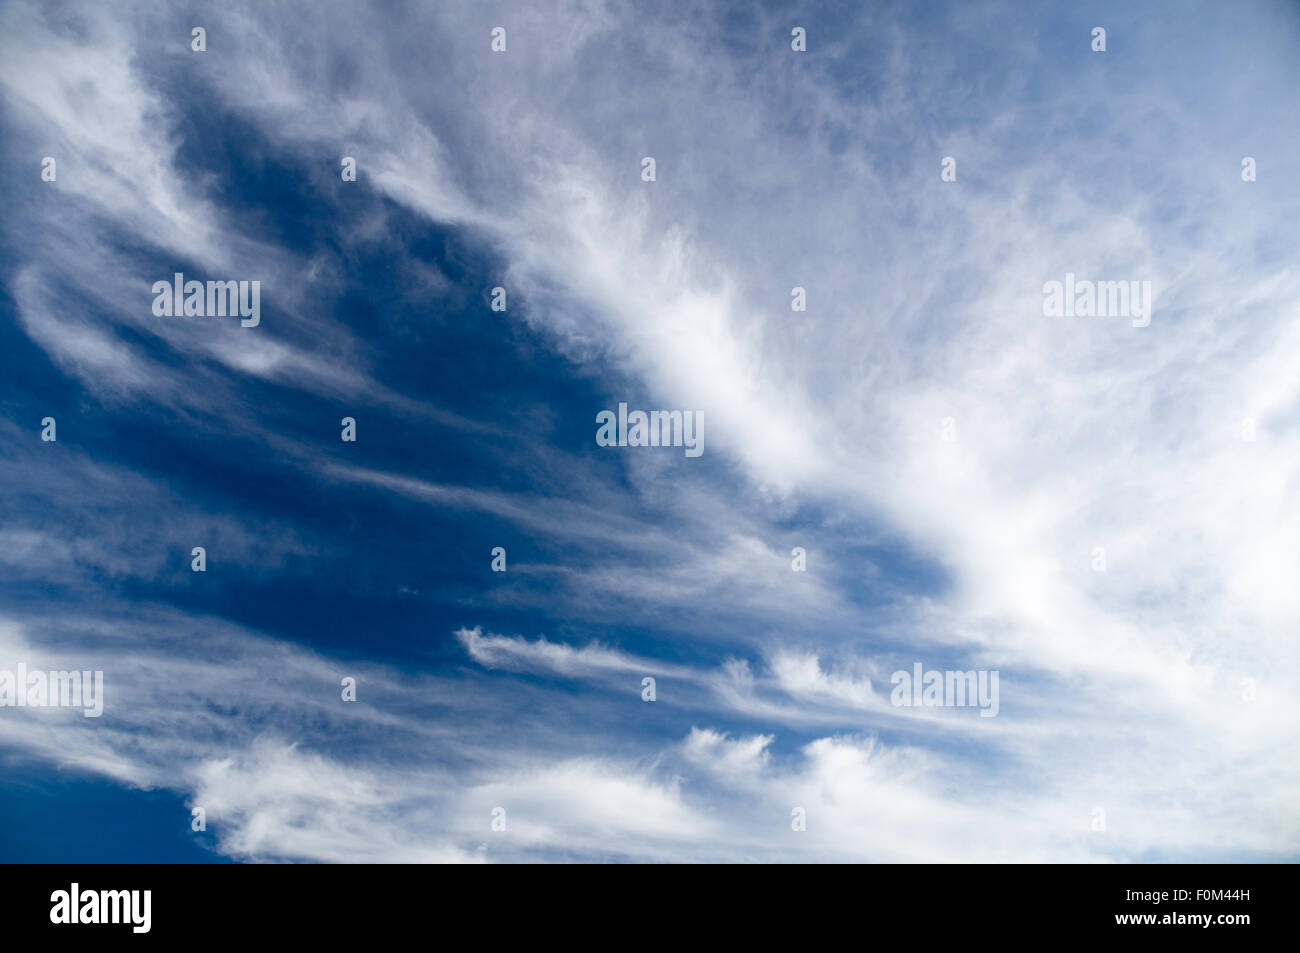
[0, 0, 1297, 862]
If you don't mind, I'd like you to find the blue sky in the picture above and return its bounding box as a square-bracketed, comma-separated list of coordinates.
[1, 0, 1298, 862]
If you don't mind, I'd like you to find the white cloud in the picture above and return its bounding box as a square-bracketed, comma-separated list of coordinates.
[1, 0, 1297, 862]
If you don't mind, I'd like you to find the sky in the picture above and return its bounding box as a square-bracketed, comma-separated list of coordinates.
[0, 0, 1298, 863]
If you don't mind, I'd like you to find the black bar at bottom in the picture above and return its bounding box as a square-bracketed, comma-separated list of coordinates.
[3, 862, 1283, 940]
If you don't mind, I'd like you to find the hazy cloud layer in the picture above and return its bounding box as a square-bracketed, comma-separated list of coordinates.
[1, 0, 1296, 861]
